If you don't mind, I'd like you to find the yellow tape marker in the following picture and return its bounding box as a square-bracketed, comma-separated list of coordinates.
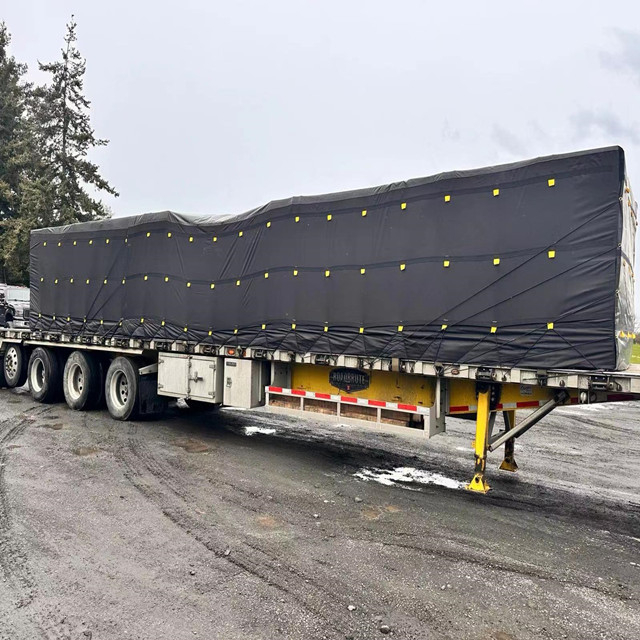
[43, 242, 47, 247]
[103, 279, 107, 285]
[293, 269, 298, 276]
[490, 326, 497, 333]
[184, 327, 188, 332]
[86, 279, 90, 285]
[146, 232, 151, 238]
[264, 272, 269, 279]
[362, 210, 367, 217]
[73, 241, 77, 246]
[144, 275, 148, 281]
[236, 279, 241, 286]
[234, 328, 238, 334]
[548, 249, 556, 258]
[54, 279, 58, 284]
[262, 323, 266, 330]
[164, 276, 169, 282]
[210, 283, 215, 289]
[493, 257, 500, 266]
[162, 320, 166, 327]
[295, 216, 300, 223]
[70, 278, 74, 284]
[89, 240, 93, 245]
[397, 325, 403, 332]
[213, 236, 217, 242]
[327, 214, 332, 221]
[266, 221, 271, 228]
[325, 270, 330, 277]
[238, 231, 243, 237]
[324, 326, 328, 332]
[401, 202, 407, 210]
[441, 324, 447, 330]
[359, 327, 365, 334]
[400, 263, 406, 271]
[493, 188, 500, 197]
[122, 278, 126, 285]
[40, 277, 44, 282]
[189, 236, 194, 243]
[58, 242, 61, 247]
[187, 282, 191, 288]
[291, 323, 296, 330]
[444, 195, 451, 202]
[548, 178, 555, 187]
[443, 260, 450, 267]
[167, 232, 172, 238]
[547, 322, 554, 330]
[106, 238, 110, 244]
[140, 318, 144, 324]
[360, 268, 366, 275]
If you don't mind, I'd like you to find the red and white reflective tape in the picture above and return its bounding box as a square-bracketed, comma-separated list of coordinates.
[448, 399, 546, 414]
[266, 386, 429, 415]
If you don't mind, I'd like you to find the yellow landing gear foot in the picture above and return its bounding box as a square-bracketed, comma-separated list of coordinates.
[465, 385, 492, 494]
[466, 473, 491, 493]
[499, 459, 518, 472]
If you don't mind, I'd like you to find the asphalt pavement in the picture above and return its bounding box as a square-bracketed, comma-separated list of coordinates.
[0, 387, 638, 640]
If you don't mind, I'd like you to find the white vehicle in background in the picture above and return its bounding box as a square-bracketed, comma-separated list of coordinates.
[0, 285, 30, 329]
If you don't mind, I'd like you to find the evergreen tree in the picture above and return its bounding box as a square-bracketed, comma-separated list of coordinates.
[33, 17, 118, 224]
[0, 22, 29, 221]
[0, 17, 117, 284]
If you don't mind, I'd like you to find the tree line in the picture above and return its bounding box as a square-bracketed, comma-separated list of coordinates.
[0, 18, 117, 285]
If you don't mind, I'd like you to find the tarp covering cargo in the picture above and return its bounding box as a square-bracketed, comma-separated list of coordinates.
[30, 146, 635, 371]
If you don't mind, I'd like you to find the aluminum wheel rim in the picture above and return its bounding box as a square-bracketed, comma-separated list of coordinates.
[67, 363, 84, 401]
[30, 357, 45, 393]
[110, 370, 129, 410]
[5, 347, 18, 378]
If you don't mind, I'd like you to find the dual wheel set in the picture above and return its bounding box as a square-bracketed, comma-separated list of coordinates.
[1, 344, 161, 420]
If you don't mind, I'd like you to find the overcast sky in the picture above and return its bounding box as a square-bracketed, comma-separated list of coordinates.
[4, 0, 640, 309]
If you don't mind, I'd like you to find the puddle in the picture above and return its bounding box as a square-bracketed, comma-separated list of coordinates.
[244, 427, 276, 437]
[73, 446, 100, 456]
[174, 437, 210, 453]
[354, 466, 464, 490]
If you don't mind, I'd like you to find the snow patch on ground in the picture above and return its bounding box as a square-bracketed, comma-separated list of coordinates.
[244, 426, 277, 436]
[354, 466, 464, 490]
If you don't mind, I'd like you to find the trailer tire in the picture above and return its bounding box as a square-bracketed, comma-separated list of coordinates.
[63, 351, 102, 411]
[4, 344, 28, 388]
[105, 357, 140, 421]
[28, 347, 62, 403]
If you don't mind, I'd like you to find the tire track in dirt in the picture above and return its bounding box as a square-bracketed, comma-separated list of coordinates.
[116, 422, 442, 640]
[0, 404, 73, 640]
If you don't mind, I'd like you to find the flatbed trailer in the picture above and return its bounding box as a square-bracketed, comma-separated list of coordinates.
[2, 325, 640, 493]
[1, 146, 637, 493]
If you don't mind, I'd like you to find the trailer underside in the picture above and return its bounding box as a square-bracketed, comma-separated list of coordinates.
[1, 327, 639, 493]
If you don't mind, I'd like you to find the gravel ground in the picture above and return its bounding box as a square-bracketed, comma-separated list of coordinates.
[0, 387, 638, 640]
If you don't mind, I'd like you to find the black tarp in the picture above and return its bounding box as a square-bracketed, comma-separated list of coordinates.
[30, 146, 636, 370]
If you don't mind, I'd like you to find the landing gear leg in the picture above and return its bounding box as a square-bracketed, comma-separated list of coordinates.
[499, 410, 518, 472]
[466, 386, 491, 493]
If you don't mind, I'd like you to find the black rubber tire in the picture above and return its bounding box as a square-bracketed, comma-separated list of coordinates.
[63, 351, 102, 411]
[4, 344, 28, 388]
[184, 398, 219, 412]
[105, 357, 140, 421]
[28, 347, 62, 403]
[0, 354, 7, 388]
